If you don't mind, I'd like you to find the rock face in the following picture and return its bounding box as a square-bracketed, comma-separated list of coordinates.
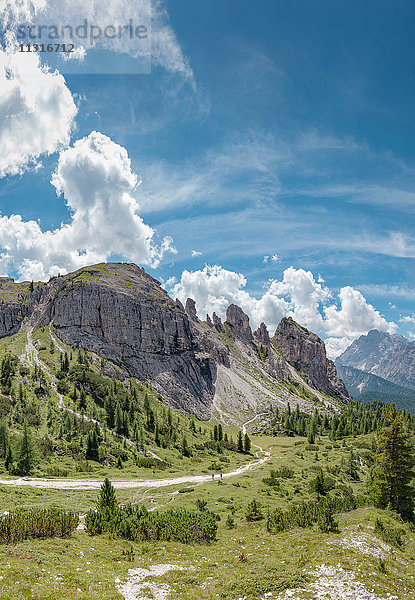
[274, 317, 350, 400]
[253, 322, 271, 347]
[212, 313, 224, 332]
[185, 298, 197, 319]
[337, 329, 415, 390]
[225, 304, 254, 345]
[39, 264, 214, 418]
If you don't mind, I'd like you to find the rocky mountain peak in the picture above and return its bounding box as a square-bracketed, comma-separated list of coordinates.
[185, 298, 197, 319]
[212, 312, 224, 332]
[274, 317, 350, 400]
[337, 329, 415, 390]
[253, 322, 271, 346]
[225, 304, 253, 344]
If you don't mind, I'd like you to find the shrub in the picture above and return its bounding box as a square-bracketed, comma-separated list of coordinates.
[85, 505, 217, 543]
[267, 493, 364, 534]
[374, 518, 404, 548]
[246, 499, 264, 522]
[0, 508, 78, 544]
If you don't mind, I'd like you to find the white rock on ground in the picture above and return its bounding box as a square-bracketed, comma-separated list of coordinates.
[117, 564, 191, 600]
[275, 564, 399, 600]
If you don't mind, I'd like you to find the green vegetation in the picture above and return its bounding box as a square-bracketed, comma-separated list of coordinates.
[0, 327, 251, 479]
[369, 404, 415, 519]
[0, 507, 78, 544]
[85, 479, 218, 543]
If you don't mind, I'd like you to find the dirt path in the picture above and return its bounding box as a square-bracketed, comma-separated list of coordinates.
[0, 446, 270, 489]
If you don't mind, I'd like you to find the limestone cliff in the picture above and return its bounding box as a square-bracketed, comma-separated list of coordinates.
[274, 317, 350, 400]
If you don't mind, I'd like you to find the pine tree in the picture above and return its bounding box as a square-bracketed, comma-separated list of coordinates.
[18, 421, 34, 475]
[97, 477, 117, 511]
[307, 425, 315, 445]
[312, 469, 326, 500]
[86, 429, 99, 461]
[244, 433, 251, 453]
[5, 445, 12, 472]
[237, 431, 244, 453]
[369, 404, 415, 519]
[0, 419, 8, 459]
[218, 424, 223, 442]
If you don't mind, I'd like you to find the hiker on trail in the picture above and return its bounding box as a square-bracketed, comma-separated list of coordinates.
[212, 473, 214, 479]
[220, 473, 223, 479]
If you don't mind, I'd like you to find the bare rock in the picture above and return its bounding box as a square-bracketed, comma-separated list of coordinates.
[185, 298, 197, 319]
[274, 317, 350, 401]
[225, 304, 254, 345]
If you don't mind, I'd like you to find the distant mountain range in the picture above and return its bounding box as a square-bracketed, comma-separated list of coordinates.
[336, 330, 415, 413]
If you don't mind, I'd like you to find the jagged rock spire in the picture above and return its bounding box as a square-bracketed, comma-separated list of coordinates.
[185, 298, 197, 318]
[225, 304, 253, 344]
[253, 322, 270, 346]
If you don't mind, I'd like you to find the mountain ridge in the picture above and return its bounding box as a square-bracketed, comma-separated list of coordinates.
[0, 262, 350, 423]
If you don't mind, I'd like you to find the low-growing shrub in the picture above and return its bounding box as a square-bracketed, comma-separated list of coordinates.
[135, 457, 170, 470]
[85, 505, 217, 544]
[374, 518, 404, 548]
[267, 493, 365, 534]
[0, 508, 78, 544]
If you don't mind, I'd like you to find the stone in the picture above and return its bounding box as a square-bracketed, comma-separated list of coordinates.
[274, 317, 350, 400]
[225, 304, 253, 345]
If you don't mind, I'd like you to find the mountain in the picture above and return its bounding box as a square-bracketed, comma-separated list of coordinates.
[337, 329, 415, 390]
[0, 263, 350, 424]
[336, 364, 415, 413]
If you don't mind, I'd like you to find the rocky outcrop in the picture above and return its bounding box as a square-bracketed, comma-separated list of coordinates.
[274, 317, 350, 401]
[212, 313, 224, 333]
[185, 298, 197, 319]
[253, 322, 271, 347]
[337, 329, 415, 390]
[225, 304, 254, 345]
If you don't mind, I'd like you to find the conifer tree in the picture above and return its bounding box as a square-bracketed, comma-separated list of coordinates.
[244, 433, 251, 453]
[18, 421, 34, 475]
[369, 404, 415, 519]
[97, 477, 117, 511]
[237, 431, 244, 453]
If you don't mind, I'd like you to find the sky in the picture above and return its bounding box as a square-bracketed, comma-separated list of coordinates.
[1, 0, 415, 357]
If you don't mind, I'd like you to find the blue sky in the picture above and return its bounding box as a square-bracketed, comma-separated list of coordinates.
[1, 0, 415, 354]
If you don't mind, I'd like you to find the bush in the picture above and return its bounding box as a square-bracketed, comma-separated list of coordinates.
[85, 505, 217, 544]
[374, 518, 404, 548]
[246, 499, 264, 522]
[267, 493, 364, 534]
[0, 508, 78, 544]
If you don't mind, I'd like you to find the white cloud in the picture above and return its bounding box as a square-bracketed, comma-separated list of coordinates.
[324, 337, 353, 360]
[0, 47, 77, 177]
[0, 131, 176, 280]
[169, 265, 396, 358]
[323, 286, 396, 339]
[191, 250, 202, 257]
[400, 315, 415, 324]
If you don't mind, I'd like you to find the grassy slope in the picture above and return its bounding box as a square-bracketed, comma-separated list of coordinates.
[0, 433, 414, 599]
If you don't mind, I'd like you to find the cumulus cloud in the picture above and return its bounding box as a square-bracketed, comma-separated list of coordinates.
[0, 47, 77, 177]
[0, 131, 176, 280]
[169, 265, 396, 358]
[191, 250, 202, 257]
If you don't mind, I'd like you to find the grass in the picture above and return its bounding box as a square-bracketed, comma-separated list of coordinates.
[0, 433, 414, 598]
